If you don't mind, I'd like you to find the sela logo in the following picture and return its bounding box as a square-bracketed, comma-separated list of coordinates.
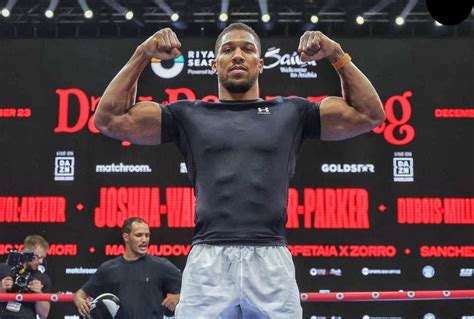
[459, 268, 474, 277]
[393, 151, 414, 182]
[257, 107, 270, 115]
[263, 47, 318, 79]
[54, 151, 75, 181]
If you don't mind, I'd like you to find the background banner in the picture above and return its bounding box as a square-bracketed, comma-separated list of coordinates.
[1, 37, 473, 318]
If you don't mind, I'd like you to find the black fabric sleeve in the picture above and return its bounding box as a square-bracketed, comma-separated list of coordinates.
[160, 105, 179, 144]
[40, 273, 51, 293]
[0, 263, 11, 279]
[302, 101, 321, 140]
[81, 265, 105, 298]
[161, 259, 182, 294]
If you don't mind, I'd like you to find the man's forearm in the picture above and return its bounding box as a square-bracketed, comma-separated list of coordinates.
[330, 48, 385, 122]
[74, 288, 88, 303]
[35, 301, 50, 319]
[74, 288, 93, 316]
[94, 47, 150, 127]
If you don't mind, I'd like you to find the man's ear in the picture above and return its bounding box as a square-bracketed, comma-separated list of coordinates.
[259, 58, 264, 74]
[211, 59, 217, 74]
[122, 233, 128, 243]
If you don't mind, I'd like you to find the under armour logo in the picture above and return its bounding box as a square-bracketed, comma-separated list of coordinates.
[257, 107, 270, 115]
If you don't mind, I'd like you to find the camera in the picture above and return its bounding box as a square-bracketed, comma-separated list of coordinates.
[6, 250, 34, 292]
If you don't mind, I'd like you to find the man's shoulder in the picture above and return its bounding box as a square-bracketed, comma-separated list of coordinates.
[280, 96, 315, 106]
[164, 99, 197, 109]
[162, 100, 200, 120]
[31, 269, 51, 283]
[144, 254, 167, 264]
[98, 256, 122, 269]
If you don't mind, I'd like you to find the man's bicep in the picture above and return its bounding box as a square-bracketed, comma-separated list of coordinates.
[81, 267, 106, 298]
[162, 262, 182, 293]
[0, 264, 10, 278]
[41, 275, 52, 293]
[99, 101, 163, 145]
[319, 97, 374, 141]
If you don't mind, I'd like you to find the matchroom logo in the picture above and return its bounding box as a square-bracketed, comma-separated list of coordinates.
[151, 55, 185, 79]
[95, 163, 152, 174]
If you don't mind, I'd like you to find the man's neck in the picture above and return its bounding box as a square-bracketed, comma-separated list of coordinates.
[123, 252, 145, 261]
[218, 84, 260, 101]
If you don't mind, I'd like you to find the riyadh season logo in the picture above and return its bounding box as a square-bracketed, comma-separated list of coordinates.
[393, 151, 414, 182]
[151, 50, 215, 78]
[54, 151, 75, 181]
[151, 55, 185, 78]
[422, 265, 436, 278]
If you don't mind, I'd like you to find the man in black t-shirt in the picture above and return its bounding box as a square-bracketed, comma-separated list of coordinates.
[74, 217, 181, 319]
[0, 235, 51, 319]
[91, 23, 385, 318]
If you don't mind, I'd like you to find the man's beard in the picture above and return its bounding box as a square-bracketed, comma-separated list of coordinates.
[221, 76, 254, 94]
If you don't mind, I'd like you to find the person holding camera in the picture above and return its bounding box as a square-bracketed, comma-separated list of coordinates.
[0, 235, 51, 319]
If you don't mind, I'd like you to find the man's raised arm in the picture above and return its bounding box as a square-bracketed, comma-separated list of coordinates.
[298, 31, 386, 141]
[94, 28, 181, 145]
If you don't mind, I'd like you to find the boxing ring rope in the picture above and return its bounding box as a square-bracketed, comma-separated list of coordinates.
[300, 290, 474, 302]
[0, 293, 73, 302]
[1, 290, 474, 303]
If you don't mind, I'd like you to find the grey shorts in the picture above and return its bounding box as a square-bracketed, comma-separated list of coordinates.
[174, 244, 302, 319]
